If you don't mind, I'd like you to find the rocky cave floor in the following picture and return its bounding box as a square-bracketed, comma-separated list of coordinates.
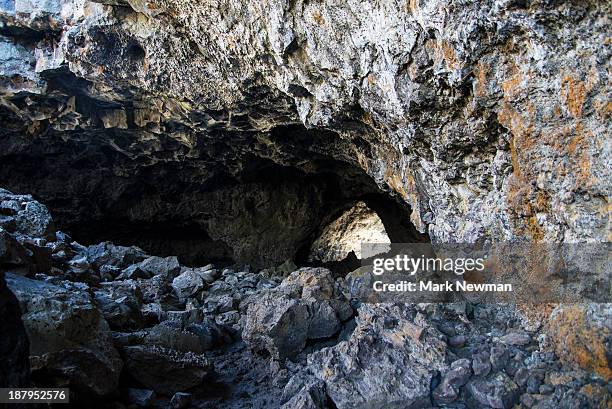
[1, 187, 610, 409]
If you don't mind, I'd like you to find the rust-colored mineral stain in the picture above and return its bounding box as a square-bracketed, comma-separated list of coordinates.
[548, 306, 612, 382]
[561, 76, 587, 119]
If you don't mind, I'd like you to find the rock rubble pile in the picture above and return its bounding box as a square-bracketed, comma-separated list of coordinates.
[0, 189, 609, 408]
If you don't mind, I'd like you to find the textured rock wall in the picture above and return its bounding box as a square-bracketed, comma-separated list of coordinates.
[2, 0, 610, 248]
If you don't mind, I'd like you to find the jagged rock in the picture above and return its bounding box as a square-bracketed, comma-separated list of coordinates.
[243, 268, 352, 359]
[216, 294, 235, 313]
[166, 308, 204, 326]
[119, 264, 151, 280]
[133, 256, 181, 279]
[499, 331, 531, 346]
[244, 292, 310, 359]
[144, 320, 229, 353]
[171, 269, 205, 300]
[121, 345, 212, 395]
[6, 273, 122, 396]
[465, 372, 520, 409]
[472, 351, 492, 377]
[138, 274, 173, 304]
[433, 358, 472, 404]
[215, 310, 240, 326]
[86, 242, 147, 271]
[280, 376, 328, 409]
[0, 272, 30, 388]
[126, 388, 156, 407]
[302, 303, 448, 409]
[93, 280, 144, 331]
[193, 265, 219, 284]
[490, 344, 509, 371]
[67, 255, 92, 275]
[546, 304, 612, 382]
[0, 189, 55, 240]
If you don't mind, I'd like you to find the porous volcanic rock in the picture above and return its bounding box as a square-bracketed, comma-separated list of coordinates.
[6, 273, 123, 396]
[120, 345, 212, 395]
[0, 1, 609, 253]
[243, 267, 353, 359]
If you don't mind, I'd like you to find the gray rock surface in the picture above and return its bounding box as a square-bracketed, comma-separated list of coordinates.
[0, 189, 610, 409]
[0, 189, 55, 240]
[126, 388, 156, 407]
[0, 1, 609, 256]
[121, 345, 212, 395]
[6, 273, 123, 396]
[243, 268, 352, 359]
[304, 303, 448, 409]
[172, 268, 205, 300]
[93, 280, 144, 330]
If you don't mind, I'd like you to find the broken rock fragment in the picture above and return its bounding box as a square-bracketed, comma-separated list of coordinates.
[243, 268, 352, 359]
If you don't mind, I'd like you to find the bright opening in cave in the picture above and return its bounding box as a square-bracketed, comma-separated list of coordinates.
[308, 201, 391, 263]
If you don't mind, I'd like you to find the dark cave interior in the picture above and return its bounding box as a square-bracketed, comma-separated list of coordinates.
[0, 121, 428, 270]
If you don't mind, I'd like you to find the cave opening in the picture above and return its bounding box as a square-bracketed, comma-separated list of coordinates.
[60, 161, 429, 273]
[0, 123, 429, 272]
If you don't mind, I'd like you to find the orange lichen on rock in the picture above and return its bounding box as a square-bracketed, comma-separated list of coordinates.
[501, 68, 527, 99]
[526, 215, 544, 242]
[474, 62, 489, 97]
[567, 123, 597, 189]
[425, 39, 461, 71]
[547, 306, 611, 382]
[441, 41, 460, 70]
[561, 75, 588, 119]
[384, 167, 409, 199]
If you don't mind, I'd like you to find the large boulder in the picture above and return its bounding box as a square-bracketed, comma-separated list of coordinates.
[0, 190, 56, 275]
[5, 273, 123, 396]
[171, 268, 205, 300]
[243, 268, 352, 359]
[121, 345, 212, 395]
[85, 242, 148, 271]
[244, 291, 310, 359]
[546, 304, 612, 382]
[0, 189, 55, 240]
[289, 304, 448, 409]
[93, 280, 145, 331]
[136, 256, 181, 279]
[143, 319, 231, 354]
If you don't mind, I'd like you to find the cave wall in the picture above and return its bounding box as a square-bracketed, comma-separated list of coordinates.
[0, 0, 609, 250]
[0, 268, 30, 391]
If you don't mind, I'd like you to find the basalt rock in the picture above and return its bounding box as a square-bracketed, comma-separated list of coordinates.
[243, 268, 352, 359]
[6, 273, 123, 396]
[546, 304, 612, 382]
[120, 345, 212, 395]
[0, 1, 609, 257]
[0, 189, 55, 241]
[0, 190, 610, 408]
[93, 279, 145, 331]
[302, 303, 449, 409]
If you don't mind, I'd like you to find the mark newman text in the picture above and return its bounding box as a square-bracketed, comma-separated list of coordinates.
[373, 280, 513, 292]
